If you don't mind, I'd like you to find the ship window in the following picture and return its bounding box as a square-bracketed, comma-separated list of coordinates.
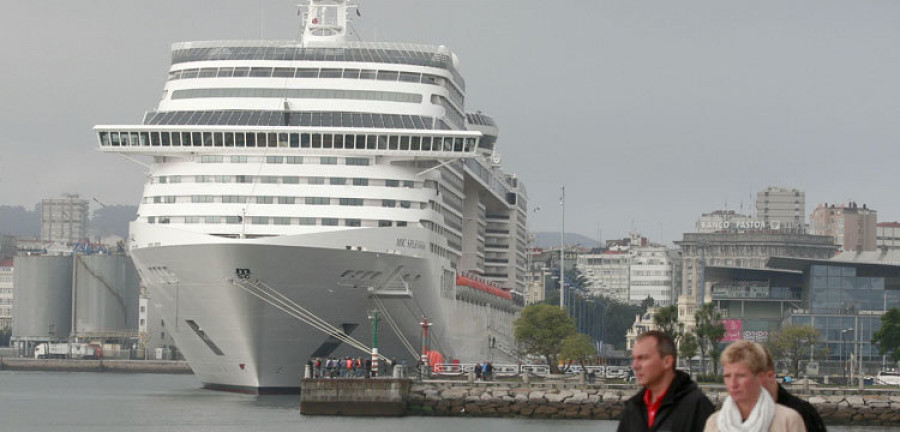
[342, 69, 360, 79]
[231, 155, 247, 163]
[353, 178, 368, 186]
[353, 135, 364, 149]
[421, 136, 431, 151]
[399, 72, 420, 82]
[257, 196, 274, 204]
[201, 132, 212, 147]
[322, 218, 339, 226]
[411, 136, 421, 151]
[132, 132, 142, 146]
[235, 175, 251, 183]
[383, 199, 396, 207]
[289, 133, 299, 148]
[377, 71, 399, 81]
[277, 133, 288, 147]
[261, 176, 277, 184]
[385, 180, 400, 187]
[286, 156, 303, 164]
[388, 136, 399, 150]
[359, 69, 377, 80]
[339, 198, 363, 206]
[273, 67, 294, 78]
[403, 181, 414, 188]
[214, 133, 224, 147]
[245, 133, 256, 147]
[400, 201, 411, 209]
[320, 68, 342, 78]
[397, 221, 407, 227]
[150, 132, 161, 146]
[273, 217, 291, 225]
[216, 67, 234, 77]
[296, 68, 318, 78]
[198, 68, 217, 78]
[346, 157, 369, 166]
[345, 219, 361, 227]
[161, 133, 171, 146]
[148, 216, 155, 223]
[306, 197, 330, 205]
[283, 176, 300, 184]
[225, 133, 235, 147]
[322, 134, 333, 149]
[184, 216, 198, 224]
[181, 69, 199, 79]
[454, 138, 463, 152]
[250, 67, 272, 77]
[205, 216, 221, 224]
[400, 136, 410, 151]
[278, 197, 295, 204]
[377, 136, 388, 150]
[379, 220, 392, 227]
[308, 177, 324, 185]
[333, 134, 343, 149]
[412, 116, 426, 129]
[311, 133, 321, 148]
[321, 157, 338, 165]
[251, 217, 268, 225]
[362, 114, 374, 128]
[159, 217, 170, 224]
[330, 177, 346, 185]
[300, 133, 311, 148]
[99, 132, 110, 146]
[225, 216, 242, 224]
[267, 133, 278, 147]
[298, 217, 316, 225]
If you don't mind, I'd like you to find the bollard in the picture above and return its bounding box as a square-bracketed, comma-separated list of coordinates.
[468, 369, 475, 383]
[393, 364, 406, 378]
[579, 371, 586, 385]
[522, 371, 529, 384]
[304, 364, 312, 379]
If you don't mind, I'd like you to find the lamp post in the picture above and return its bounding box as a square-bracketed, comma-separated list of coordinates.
[368, 309, 380, 377]
[842, 328, 853, 386]
[560, 186, 565, 311]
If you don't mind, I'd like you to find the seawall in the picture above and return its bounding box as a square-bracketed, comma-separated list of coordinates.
[0, 357, 193, 374]
[405, 380, 900, 426]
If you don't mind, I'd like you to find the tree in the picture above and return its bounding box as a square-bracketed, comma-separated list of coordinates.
[640, 296, 656, 312]
[680, 332, 699, 374]
[766, 324, 820, 378]
[514, 304, 577, 373]
[653, 305, 684, 345]
[873, 308, 900, 363]
[560, 333, 598, 369]
[694, 303, 725, 377]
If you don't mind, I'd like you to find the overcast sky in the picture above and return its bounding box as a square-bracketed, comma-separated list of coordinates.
[2, 1, 899, 245]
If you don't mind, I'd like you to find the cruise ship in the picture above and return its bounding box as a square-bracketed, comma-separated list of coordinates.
[94, 1, 528, 393]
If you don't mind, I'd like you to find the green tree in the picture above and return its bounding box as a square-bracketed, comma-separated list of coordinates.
[514, 304, 577, 373]
[560, 333, 598, 369]
[599, 297, 642, 350]
[873, 308, 900, 362]
[641, 296, 656, 312]
[694, 303, 725, 377]
[653, 305, 684, 345]
[679, 332, 699, 374]
[766, 324, 820, 377]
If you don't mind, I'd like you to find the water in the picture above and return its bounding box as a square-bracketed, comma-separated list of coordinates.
[0, 371, 896, 432]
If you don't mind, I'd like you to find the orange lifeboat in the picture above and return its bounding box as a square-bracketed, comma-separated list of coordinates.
[456, 274, 513, 300]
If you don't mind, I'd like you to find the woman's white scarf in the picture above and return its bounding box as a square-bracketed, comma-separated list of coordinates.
[716, 388, 776, 432]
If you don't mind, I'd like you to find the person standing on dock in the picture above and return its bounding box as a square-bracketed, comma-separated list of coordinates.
[761, 346, 826, 432]
[618, 330, 714, 432]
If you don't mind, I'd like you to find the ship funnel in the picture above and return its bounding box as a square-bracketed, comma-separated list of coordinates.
[300, 0, 356, 47]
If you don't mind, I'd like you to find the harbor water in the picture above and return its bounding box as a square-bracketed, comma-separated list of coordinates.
[0, 371, 897, 432]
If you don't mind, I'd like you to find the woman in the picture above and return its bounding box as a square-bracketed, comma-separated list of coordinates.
[704, 340, 806, 432]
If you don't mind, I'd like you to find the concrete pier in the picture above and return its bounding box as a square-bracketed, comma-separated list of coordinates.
[0, 357, 193, 374]
[300, 378, 411, 416]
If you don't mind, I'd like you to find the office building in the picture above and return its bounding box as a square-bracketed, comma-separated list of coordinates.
[756, 186, 806, 233]
[810, 202, 877, 252]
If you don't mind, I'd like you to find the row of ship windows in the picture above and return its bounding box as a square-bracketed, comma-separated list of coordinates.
[154, 175, 415, 189]
[168, 67, 464, 107]
[147, 195, 420, 208]
[171, 88, 423, 104]
[144, 111, 447, 130]
[195, 155, 369, 165]
[147, 215, 409, 228]
[99, 131, 477, 153]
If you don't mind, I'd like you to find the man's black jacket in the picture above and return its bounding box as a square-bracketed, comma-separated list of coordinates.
[778, 384, 826, 432]
[617, 370, 714, 432]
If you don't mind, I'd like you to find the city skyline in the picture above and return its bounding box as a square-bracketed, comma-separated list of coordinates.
[2, 1, 899, 245]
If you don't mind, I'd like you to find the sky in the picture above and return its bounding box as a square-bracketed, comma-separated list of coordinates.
[2, 1, 899, 245]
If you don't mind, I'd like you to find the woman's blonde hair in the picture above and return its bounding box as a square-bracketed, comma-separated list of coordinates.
[720, 340, 768, 374]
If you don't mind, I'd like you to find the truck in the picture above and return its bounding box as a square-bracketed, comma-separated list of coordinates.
[34, 343, 102, 360]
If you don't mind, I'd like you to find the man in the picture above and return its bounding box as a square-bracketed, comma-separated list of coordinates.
[762, 347, 827, 432]
[619, 330, 714, 432]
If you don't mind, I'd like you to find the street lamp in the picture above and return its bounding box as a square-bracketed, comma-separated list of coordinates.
[842, 328, 853, 386]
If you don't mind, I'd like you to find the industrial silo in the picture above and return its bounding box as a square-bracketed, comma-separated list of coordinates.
[12, 256, 73, 341]
[72, 254, 139, 336]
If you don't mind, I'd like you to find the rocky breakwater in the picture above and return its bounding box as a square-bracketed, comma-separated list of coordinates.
[408, 381, 900, 426]
[408, 381, 628, 419]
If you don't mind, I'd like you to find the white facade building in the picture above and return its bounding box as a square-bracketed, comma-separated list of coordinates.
[757, 186, 806, 233]
[0, 259, 12, 329]
[578, 252, 630, 302]
[629, 247, 678, 306]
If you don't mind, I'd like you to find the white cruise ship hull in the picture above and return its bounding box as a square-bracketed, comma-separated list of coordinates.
[132, 223, 514, 392]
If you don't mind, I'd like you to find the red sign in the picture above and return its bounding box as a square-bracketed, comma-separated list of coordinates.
[721, 319, 743, 342]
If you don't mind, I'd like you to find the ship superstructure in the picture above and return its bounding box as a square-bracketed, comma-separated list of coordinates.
[95, 0, 527, 392]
